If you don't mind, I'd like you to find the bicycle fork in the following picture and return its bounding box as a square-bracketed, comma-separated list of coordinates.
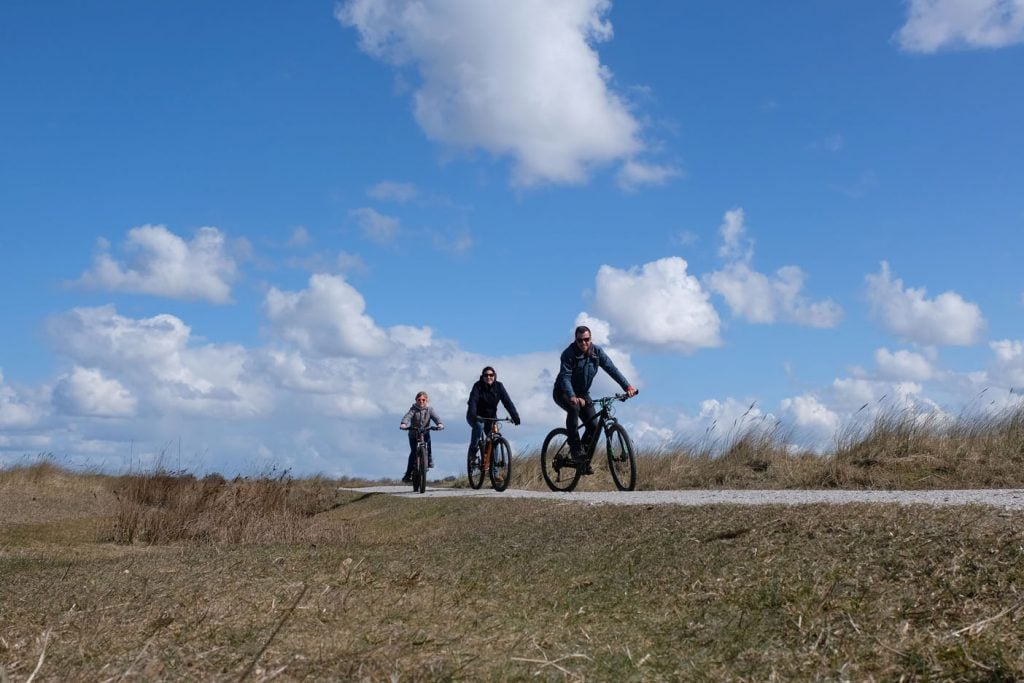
[481, 438, 493, 474]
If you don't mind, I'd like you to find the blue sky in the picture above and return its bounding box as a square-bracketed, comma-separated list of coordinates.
[1, 0, 1022, 478]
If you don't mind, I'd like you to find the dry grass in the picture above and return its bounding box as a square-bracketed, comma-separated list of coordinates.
[3, 407, 1024, 678]
[503, 403, 1024, 491]
[107, 470, 345, 545]
[2, 464, 1024, 680]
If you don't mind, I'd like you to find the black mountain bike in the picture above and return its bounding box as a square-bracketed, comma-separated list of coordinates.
[404, 425, 439, 494]
[468, 416, 514, 492]
[541, 392, 637, 492]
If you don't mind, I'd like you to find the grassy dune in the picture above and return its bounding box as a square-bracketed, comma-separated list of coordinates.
[511, 403, 1024, 492]
[3, 407, 1024, 680]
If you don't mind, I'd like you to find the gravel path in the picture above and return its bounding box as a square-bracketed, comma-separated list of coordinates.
[343, 486, 1024, 510]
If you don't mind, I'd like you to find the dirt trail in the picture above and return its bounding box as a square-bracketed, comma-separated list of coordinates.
[342, 486, 1024, 510]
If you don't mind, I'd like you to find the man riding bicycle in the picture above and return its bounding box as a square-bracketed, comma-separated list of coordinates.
[552, 325, 636, 472]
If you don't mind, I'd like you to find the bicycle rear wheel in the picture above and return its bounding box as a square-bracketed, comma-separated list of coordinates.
[606, 423, 636, 491]
[540, 428, 581, 492]
[415, 444, 428, 494]
[489, 437, 512, 492]
[467, 443, 485, 489]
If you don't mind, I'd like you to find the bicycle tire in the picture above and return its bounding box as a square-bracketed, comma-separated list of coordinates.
[540, 428, 581, 492]
[489, 436, 512, 492]
[606, 423, 636, 491]
[415, 443, 428, 494]
[467, 443, 485, 489]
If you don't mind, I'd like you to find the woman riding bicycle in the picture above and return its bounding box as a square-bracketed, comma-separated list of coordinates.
[399, 391, 444, 483]
[466, 366, 520, 465]
[552, 326, 636, 470]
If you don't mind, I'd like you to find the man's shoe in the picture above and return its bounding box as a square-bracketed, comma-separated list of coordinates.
[401, 473, 412, 483]
[580, 461, 594, 475]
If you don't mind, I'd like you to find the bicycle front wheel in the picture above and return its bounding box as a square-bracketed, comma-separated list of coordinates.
[416, 444, 428, 494]
[489, 437, 512, 492]
[467, 444, 485, 489]
[606, 424, 636, 491]
[541, 428, 581, 492]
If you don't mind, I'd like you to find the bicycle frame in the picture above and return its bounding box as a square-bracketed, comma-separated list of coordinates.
[540, 391, 638, 492]
[475, 417, 505, 473]
[405, 425, 439, 493]
[578, 396, 622, 459]
[409, 425, 439, 445]
[474, 417, 508, 466]
[470, 416, 514, 491]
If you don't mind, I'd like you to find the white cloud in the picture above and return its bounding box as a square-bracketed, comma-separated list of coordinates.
[591, 257, 722, 353]
[874, 347, 934, 382]
[779, 394, 841, 445]
[865, 261, 986, 346]
[48, 306, 270, 418]
[388, 324, 435, 349]
[75, 225, 237, 303]
[259, 350, 337, 394]
[673, 230, 699, 247]
[287, 226, 311, 248]
[368, 181, 419, 202]
[337, 250, 369, 274]
[616, 159, 682, 191]
[829, 377, 926, 414]
[350, 207, 400, 244]
[432, 229, 474, 255]
[629, 420, 675, 446]
[673, 398, 769, 445]
[896, 0, 1024, 52]
[337, 0, 651, 187]
[717, 207, 752, 261]
[0, 369, 44, 429]
[286, 249, 371, 276]
[706, 262, 843, 328]
[0, 434, 52, 455]
[53, 366, 137, 418]
[265, 274, 425, 358]
[706, 208, 842, 328]
[990, 339, 1024, 388]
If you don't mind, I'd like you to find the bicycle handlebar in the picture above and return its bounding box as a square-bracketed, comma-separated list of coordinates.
[591, 389, 639, 406]
[400, 425, 442, 432]
[473, 415, 516, 423]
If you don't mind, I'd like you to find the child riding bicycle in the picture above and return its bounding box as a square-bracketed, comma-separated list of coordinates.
[399, 391, 445, 483]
